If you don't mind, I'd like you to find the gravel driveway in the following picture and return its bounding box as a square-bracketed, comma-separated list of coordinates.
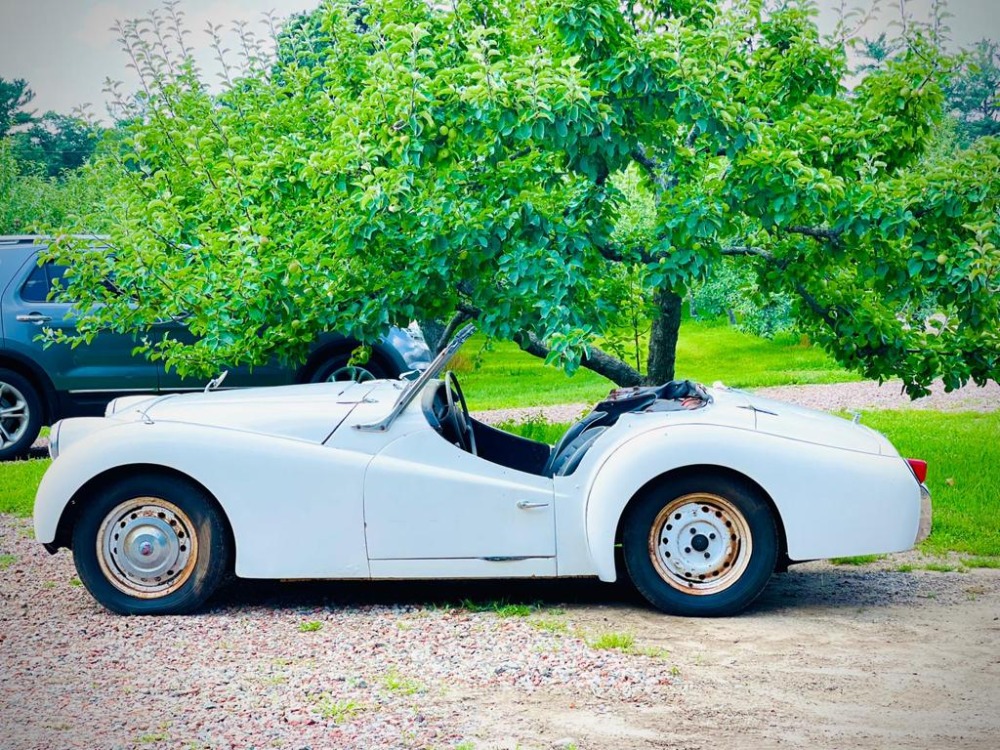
[2, 515, 998, 750]
[5, 378, 999, 749]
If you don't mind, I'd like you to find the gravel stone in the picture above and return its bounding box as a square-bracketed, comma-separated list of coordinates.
[9, 377, 998, 748]
[0, 516, 670, 750]
[750, 378, 1000, 413]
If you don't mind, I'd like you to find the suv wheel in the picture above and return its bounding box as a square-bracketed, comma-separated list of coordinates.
[0, 368, 43, 461]
[310, 355, 387, 383]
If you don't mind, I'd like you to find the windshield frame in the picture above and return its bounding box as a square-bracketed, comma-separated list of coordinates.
[354, 323, 476, 433]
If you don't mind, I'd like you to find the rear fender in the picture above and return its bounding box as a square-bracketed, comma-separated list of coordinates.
[585, 424, 920, 581]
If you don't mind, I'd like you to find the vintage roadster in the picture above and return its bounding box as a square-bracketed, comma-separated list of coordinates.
[34, 325, 931, 616]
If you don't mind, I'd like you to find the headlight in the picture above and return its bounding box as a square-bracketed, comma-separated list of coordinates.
[48, 420, 62, 460]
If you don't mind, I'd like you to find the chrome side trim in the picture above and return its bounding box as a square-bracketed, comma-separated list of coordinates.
[68, 387, 235, 394]
[67, 388, 158, 394]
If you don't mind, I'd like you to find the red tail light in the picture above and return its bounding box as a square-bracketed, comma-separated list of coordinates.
[906, 458, 928, 483]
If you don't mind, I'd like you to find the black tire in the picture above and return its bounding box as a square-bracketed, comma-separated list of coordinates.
[71, 474, 230, 615]
[0, 368, 43, 461]
[622, 473, 778, 617]
[309, 354, 387, 383]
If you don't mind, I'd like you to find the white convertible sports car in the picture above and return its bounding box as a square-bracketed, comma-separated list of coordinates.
[34, 325, 931, 617]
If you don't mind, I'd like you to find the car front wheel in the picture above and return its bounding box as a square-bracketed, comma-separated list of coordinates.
[71, 475, 230, 615]
[0, 368, 43, 461]
[622, 474, 778, 617]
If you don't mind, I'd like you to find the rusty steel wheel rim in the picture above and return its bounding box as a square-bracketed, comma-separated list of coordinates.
[647, 493, 753, 595]
[97, 498, 198, 598]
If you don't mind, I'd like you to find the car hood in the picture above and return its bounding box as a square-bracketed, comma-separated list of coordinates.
[709, 386, 894, 455]
[106, 381, 405, 443]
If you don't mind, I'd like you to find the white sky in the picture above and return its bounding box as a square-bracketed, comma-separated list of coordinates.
[0, 0, 998, 119]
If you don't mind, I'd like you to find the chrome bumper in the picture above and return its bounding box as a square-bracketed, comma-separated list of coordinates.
[915, 483, 932, 544]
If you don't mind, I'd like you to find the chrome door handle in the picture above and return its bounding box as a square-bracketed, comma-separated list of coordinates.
[16, 313, 52, 324]
[516, 500, 550, 510]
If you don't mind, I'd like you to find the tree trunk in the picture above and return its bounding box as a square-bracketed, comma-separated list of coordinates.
[512, 288, 683, 388]
[645, 288, 683, 384]
[417, 318, 448, 353]
[583, 344, 645, 387]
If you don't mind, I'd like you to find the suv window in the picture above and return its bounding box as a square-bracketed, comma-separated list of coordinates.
[20, 262, 69, 303]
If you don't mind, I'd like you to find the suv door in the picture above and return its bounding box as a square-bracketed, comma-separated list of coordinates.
[3, 252, 158, 405]
[154, 319, 292, 391]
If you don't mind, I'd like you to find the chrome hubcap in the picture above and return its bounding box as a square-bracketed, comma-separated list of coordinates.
[0, 381, 29, 450]
[98, 498, 197, 598]
[648, 493, 752, 595]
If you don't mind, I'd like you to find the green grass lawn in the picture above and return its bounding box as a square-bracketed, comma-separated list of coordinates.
[858, 410, 1000, 557]
[0, 458, 49, 518]
[459, 320, 856, 411]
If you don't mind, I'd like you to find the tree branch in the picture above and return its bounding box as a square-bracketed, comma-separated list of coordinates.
[794, 282, 838, 329]
[450, 294, 643, 388]
[435, 309, 472, 352]
[596, 242, 651, 264]
[631, 146, 669, 190]
[724, 245, 841, 329]
[685, 124, 699, 149]
[785, 225, 843, 241]
[514, 330, 644, 388]
[720, 245, 774, 260]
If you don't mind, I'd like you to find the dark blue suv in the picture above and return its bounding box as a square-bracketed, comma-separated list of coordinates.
[0, 236, 432, 459]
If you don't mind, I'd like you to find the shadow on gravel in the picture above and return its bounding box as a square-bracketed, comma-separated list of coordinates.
[751, 567, 922, 612]
[212, 576, 644, 612]
[207, 565, 922, 617]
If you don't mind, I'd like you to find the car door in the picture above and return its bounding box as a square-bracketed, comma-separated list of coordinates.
[3, 253, 159, 399]
[363, 430, 557, 577]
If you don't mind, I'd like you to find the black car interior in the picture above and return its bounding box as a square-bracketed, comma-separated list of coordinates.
[424, 374, 711, 478]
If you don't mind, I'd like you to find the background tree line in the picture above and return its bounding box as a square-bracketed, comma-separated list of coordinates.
[0, 77, 107, 233]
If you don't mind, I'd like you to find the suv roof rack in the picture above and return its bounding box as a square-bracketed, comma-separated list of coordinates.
[0, 235, 43, 243]
[0, 235, 108, 247]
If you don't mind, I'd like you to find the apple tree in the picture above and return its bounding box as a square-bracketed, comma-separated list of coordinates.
[49, 0, 999, 396]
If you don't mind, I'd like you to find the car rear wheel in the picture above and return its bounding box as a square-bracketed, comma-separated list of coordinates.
[0, 369, 43, 461]
[622, 474, 778, 617]
[71, 475, 230, 615]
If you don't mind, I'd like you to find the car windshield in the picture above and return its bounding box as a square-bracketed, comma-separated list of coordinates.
[398, 323, 475, 399]
[355, 323, 476, 433]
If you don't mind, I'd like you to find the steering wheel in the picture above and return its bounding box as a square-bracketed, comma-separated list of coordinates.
[444, 370, 477, 455]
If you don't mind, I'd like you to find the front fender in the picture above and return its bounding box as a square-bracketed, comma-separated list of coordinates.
[34, 421, 372, 578]
[585, 424, 921, 582]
